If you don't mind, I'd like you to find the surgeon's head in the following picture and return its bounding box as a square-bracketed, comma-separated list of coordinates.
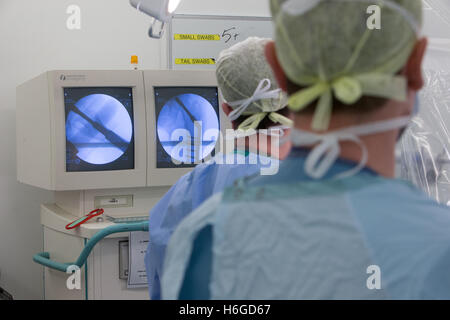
[266, 0, 427, 133]
[216, 37, 293, 132]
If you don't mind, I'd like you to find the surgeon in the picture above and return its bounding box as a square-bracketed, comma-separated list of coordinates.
[145, 37, 293, 300]
[162, 0, 450, 299]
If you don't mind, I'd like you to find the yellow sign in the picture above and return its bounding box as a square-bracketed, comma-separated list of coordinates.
[174, 34, 221, 41]
[175, 58, 216, 65]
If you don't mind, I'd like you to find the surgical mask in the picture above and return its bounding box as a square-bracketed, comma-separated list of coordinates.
[398, 93, 420, 140]
[232, 125, 291, 139]
[226, 78, 293, 131]
[291, 116, 412, 179]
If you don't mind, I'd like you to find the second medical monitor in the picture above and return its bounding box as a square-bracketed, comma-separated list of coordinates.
[145, 70, 228, 186]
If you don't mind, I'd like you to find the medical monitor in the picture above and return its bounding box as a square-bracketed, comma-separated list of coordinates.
[145, 70, 229, 186]
[17, 70, 227, 190]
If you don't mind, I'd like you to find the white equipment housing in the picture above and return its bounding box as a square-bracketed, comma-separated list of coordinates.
[16, 69, 227, 299]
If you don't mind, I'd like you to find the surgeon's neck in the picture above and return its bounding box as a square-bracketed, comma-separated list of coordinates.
[293, 101, 409, 178]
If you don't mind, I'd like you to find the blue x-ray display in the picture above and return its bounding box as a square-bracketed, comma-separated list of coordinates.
[64, 87, 135, 172]
[154, 87, 220, 168]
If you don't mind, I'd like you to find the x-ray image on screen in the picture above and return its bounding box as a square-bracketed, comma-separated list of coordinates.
[64, 87, 135, 172]
[154, 87, 220, 168]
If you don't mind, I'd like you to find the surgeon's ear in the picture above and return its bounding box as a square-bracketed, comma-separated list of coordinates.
[265, 41, 288, 92]
[404, 38, 428, 91]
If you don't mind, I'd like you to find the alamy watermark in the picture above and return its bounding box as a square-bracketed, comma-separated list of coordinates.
[63, 4, 382, 32]
[366, 265, 382, 290]
[66, 265, 81, 290]
[163, 123, 284, 176]
[367, 5, 382, 30]
[66, 5, 81, 30]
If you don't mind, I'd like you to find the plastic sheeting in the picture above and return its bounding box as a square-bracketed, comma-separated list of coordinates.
[422, 0, 450, 39]
[398, 64, 450, 205]
[397, 0, 450, 205]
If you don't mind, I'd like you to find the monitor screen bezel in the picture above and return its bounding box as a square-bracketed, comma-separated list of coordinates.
[63, 86, 136, 173]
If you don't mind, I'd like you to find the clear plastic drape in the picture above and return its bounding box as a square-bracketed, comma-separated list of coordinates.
[397, 0, 450, 205]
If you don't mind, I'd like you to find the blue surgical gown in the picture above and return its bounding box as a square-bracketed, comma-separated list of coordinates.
[145, 152, 268, 299]
[174, 148, 450, 299]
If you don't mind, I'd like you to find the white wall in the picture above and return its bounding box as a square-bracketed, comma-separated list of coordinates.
[0, 0, 270, 299]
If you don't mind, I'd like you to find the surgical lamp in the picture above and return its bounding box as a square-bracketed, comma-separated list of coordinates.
[130, 0, 182, 39]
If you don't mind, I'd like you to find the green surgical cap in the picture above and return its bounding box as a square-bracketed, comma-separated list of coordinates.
[271, 0, 423, 130]
[216, 37, 292, 131]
